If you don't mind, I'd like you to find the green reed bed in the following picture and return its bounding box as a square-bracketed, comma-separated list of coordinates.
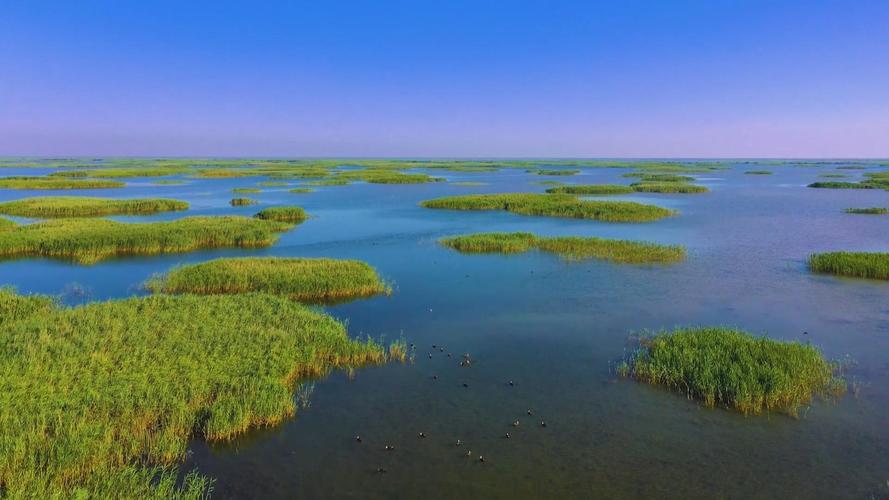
[0, 216, 292, 264]
[0, 176, 124, 190]
[258, 181, 289, 187]
[617, 327, 845, 417]
[230, 197, 258, 206]
[546, 184, 635, 195]
[809, 252, 889, 280]
[305, 178, 352, 186]
[0, 290, 404, 498]
[148, 257, 390, 302]
[420, 193, 675, 222]
[232, 188, 261, 194]
[0, 218, 15, 232]
[254, 206, 308, 223]
[629, 182, 709, 193]
[440, 232, 685, 264]
[0, 197, 188, 218]
[529, 169, 580, 176]
[622, 173, 695, 182]
[844, 207, 888, 215]
[807, 181, 875, 189]
[50, 167, 192, 178]
[334, 170, 443, 184]
[289, 187, 314, 193]
[744, 170, 773, 175]
[818, 173, 851, 178]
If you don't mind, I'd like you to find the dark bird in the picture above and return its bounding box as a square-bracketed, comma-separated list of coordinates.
[428, 353, 432, 359]
[463, 383, 469, 388]
[418, 432, 426, 438]
[432, 344, 437, 349]
[355, 435, 362, 443]
[527, 409, 533, 416]
[479, 456, 485, 463]
[540, 421, 547, 428]
[377, 467, 387, 473]
[505, 432, 511, 439]
[508, 380, 514, 386]
[803, 331, 809, 335]
[384, 445, 394, 451]
[432, 375, 438, 380]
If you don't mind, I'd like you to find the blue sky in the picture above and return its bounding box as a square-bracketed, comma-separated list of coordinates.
[1, 0, 887, 157]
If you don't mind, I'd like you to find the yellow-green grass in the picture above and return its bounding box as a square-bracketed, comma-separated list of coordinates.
[0, 217, 16, 232]
[818, 173, 851, 178]
[258, 181, 289, 187]
[844, 207, 888, 215]
[0, 197, 188, 218]
[420, 193, 675, 222]
[0, 289, 404, 497]
[232, 188, 261, 194]
[230, 197, 258, 206]
[0, 176, 124, 190]
[629, 182, 709, 193]
[289, 187, 313, 194]
[546, 184, 635, 195]
[617, 327, 844, 417]
[439, 232, 685, 264]
[334, 170, 443, 184]
[0, 216, 292, 264]
[148, 257, 390, 302]
[254, 206, 308, 223]
[530, 169, 580, 176]
[744, 170, 773, 175]
[809, 252, 889, 280]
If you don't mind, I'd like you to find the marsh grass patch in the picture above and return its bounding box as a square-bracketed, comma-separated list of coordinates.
[0, 196, 188, 218]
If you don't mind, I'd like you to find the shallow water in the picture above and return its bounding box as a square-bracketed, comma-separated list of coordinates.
[2, 163, 889, 498]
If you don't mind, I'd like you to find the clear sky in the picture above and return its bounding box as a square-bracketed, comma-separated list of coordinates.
[1, 1, 887, 157]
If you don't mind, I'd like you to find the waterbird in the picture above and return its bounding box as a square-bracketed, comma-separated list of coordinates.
[384, 445, 395, 451]
[456, 439, 462, 446]
[428, 353, 432, 359]
[463, 383, 469, 388]
[377, 467, 387, 473]
[508, 380, 514, 386]
[512, 420, 520, 427]
[355, 435, 362, 443]
[432, 375, 438, 380]
[418, 432, 426, 438]
[540, 421, 547, 428]
[803, 331, 809, 335]
[527, 409, 533, 416]
[505, 432, 511, 439]
[466, 450, 472, 457]
[479, 456, 485, 463]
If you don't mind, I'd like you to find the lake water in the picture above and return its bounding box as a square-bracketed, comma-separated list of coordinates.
[2, 163, 888, 498]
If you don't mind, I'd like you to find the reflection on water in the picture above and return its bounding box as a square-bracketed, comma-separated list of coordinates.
[2, 164, 889, 498]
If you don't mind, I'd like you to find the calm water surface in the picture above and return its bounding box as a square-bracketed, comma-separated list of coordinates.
[2, 164, 888, 498]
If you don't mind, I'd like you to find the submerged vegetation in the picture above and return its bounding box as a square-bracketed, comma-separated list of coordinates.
[809, 252, 889, 280]
[0, 176, 124, 190]
[807, 181, 874, 189]
[0, 289, 403, 497]
[289, 187, 313, 194]
[420, 193, 675, 222]
[232, 187, 261, 194]
[622, 173, 695, 182]
[0, 216, 292, 264]
[254, 206, 308, 222]
[0, 196, 188, 218]
[744, 170, 773, 175]
[148, 257, 390, 302]
[440, 232, 685, 264]
[617, 327, 845, 417]
[844, 207, 888, 215]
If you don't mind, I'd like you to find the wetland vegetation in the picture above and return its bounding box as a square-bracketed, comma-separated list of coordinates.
[147, 257, 391, 302]
[230, 197, 258, 206]
[254, 206, 308, 222]
[0, 216, 293, 264]
[844, 207, 888, 215]
[420, 193, 675, 222]
[617, 327, 845, 417]
[809, 252, 889, 280]
[440, 232, 685, 264]
[0, 289, 403, 497]
[0, 196, 188, 218]
[0, 176, 125, 190]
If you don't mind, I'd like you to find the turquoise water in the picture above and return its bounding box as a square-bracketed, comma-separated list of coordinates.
[2, 164, 889, 498]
